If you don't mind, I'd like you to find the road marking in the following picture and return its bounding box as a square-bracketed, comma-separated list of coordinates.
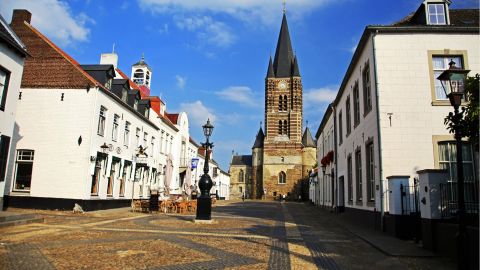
[81, 215, 148, 227]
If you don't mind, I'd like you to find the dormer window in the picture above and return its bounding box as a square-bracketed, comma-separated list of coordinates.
[427, 3, 447, 25]
[134, 98, 139, 110]
[105, 77, 113, 89]
[121, 88, 128, 102]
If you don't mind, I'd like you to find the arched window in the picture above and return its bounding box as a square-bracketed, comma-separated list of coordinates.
[133, 69, 144, 85]
[278, 96, 283, 111]
[283, 95, 288, 111]
[239, 169, 244, 183]
[279, 171, 286, 184]
[283, 120, 288, 135]
[278, 120, 283, 135]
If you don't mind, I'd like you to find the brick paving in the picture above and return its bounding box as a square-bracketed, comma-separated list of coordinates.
[0, 201, 455, 270]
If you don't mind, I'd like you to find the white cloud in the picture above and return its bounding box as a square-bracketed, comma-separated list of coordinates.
[139, 0, 335, 25]
[175, 15, 235, 48]
[178, 101, 217, 127]
[304, 86, 338, 109]
[0, 0, 94, 46]
[215, 86, 258, 107]
[175, 75, 187, 89]
[158, 23, 169, 34]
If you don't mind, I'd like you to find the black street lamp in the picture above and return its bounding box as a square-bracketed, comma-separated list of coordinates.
[196, 119, 214, 220]
[437, 60, 470, 270]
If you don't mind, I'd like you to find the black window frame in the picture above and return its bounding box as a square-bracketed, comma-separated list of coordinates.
[0, 135, 11, 182]
[362, 63, 372, 116]
[355, 148, 363, 202]
[366, 141, 375, 201]
[0, 66, 11, 111]
[353, 82, 360, 127]
[346, 96, 351, 136]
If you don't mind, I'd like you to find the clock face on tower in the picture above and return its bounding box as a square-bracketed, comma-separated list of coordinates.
[278, 81, 287, 90]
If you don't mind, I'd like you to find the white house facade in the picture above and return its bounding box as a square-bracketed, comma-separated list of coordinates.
[0, 14, 27, 210]
[314, 0, 479, 227]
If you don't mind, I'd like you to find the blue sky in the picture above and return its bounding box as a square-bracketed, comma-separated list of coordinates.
[1, 0, 478, 170]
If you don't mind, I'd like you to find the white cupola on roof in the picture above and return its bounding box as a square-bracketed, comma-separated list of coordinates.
[131, 53, 152, 89]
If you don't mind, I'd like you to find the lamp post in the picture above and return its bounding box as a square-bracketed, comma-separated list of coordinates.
[437, 60, 470, 270]
[196, 119, 214, 220]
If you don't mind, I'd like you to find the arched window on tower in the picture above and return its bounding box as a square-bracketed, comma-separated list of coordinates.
[283, 120, 288, 135]
[279, 171, 286, 184]
[145, 71, 150, 86]
[133, 69, 144, 85]
[278, 96, 283, 111]
[278, 120, 283, 135]
[239, 169, 244, 183]
[283, 95, 288, 111]
[294, 96, 298, 109]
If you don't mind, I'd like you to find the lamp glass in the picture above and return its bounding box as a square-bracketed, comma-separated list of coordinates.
[202, 119, 214, 137]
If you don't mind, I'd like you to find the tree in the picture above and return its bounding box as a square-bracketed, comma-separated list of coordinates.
[444, 74, 479, 150]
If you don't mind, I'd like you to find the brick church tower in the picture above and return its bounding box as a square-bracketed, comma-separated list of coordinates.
[252, 12, 315, 200]
[230, 11, 316, 200]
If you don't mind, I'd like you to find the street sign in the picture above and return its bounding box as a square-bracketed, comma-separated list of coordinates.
[191, 158, 199, 169]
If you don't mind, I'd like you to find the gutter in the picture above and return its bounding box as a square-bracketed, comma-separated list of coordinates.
[372, 30, 385, 231]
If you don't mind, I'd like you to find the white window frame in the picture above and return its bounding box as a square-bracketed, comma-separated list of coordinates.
[427, 3, 447, 25]
[112, 114, 119, 141]
[124, 122, 130, 147]
[13, 150, 34, 192]
[98, 106, 107, 136]
[432, 55, 464, 100]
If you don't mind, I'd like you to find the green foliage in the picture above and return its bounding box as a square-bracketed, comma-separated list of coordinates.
[444, 74, 479, 149]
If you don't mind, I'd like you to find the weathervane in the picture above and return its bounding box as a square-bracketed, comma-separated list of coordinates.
[283, 0, 286, 14]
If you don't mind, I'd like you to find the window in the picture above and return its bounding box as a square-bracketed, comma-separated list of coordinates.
[136, 128, 140, 147]
[0, 67, 11, 111]
[160, 131, 165, 153]
[438, 142, 476, 182]
[105, 77, 113, 90]
[14, 150, 34, 191]
[98, 106, 107, 136]
[278, 120, 283, 135]
[347, 155, 352, 201]
[0, 135, 10, 182]
[124, 122, 130, 147]
[362, 63, 372, 115]
[133, 69, 145, 85]
[143, 132, 147, 147]
[112, 114, 119, 141]
[151, 137, 155, 154]
[353, 82, 360, 127]
[355, 149, 362, 201]
[283, 120, 288, 136]
[366, 142, 375, 201]
[278, 96, 283, 111]
[91, 153, 106, 195]
[279, 171, 286, 184]
[338, 111, 343, 145]
[239, 170, 244, 183]
[239, 186, 243, 193]
[346, 96, 351, 136]
[121, 88, 128, 102]
[120, 161, 131, 197]
[432, 56, 464, 100]
[134, 98, 139, 110]
[427, 3, 446, 25]
[283, 95, 288, 111]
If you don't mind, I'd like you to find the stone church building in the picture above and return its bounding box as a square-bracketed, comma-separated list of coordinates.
[229, 13, 316, 200]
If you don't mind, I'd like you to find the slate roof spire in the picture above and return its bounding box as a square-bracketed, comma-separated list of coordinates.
[273, 13, 294, 78]
[292, 55, 300, 77]
[266, 56, 275, 78]
[252, 127, 265, 149]
[302, 127, 316, 148]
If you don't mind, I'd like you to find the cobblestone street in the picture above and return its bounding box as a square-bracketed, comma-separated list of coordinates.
[0, 201, 455, 270]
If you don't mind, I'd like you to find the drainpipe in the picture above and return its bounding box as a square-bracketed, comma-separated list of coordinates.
[372, 30, 385, 231]
[86, 84, 99, 202]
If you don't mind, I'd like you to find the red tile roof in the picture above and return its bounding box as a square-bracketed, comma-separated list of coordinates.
[12, 21, 103, 89]
[166, 113, 179, 125]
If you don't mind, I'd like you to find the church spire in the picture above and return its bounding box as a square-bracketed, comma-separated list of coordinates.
[266, 56, 275, 78]
[273, 13, 294, 78]
[292, 55, 300, 77]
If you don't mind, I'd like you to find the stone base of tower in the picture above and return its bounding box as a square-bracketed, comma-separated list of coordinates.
[262, 147, 304, 201]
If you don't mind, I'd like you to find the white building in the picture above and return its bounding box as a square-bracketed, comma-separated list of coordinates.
[0, 13, 27, 209]
[314, 1, 479, 226]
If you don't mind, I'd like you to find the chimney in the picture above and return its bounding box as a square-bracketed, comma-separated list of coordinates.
[11, 9, 31, 27]
[100, 53, 118, 69]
